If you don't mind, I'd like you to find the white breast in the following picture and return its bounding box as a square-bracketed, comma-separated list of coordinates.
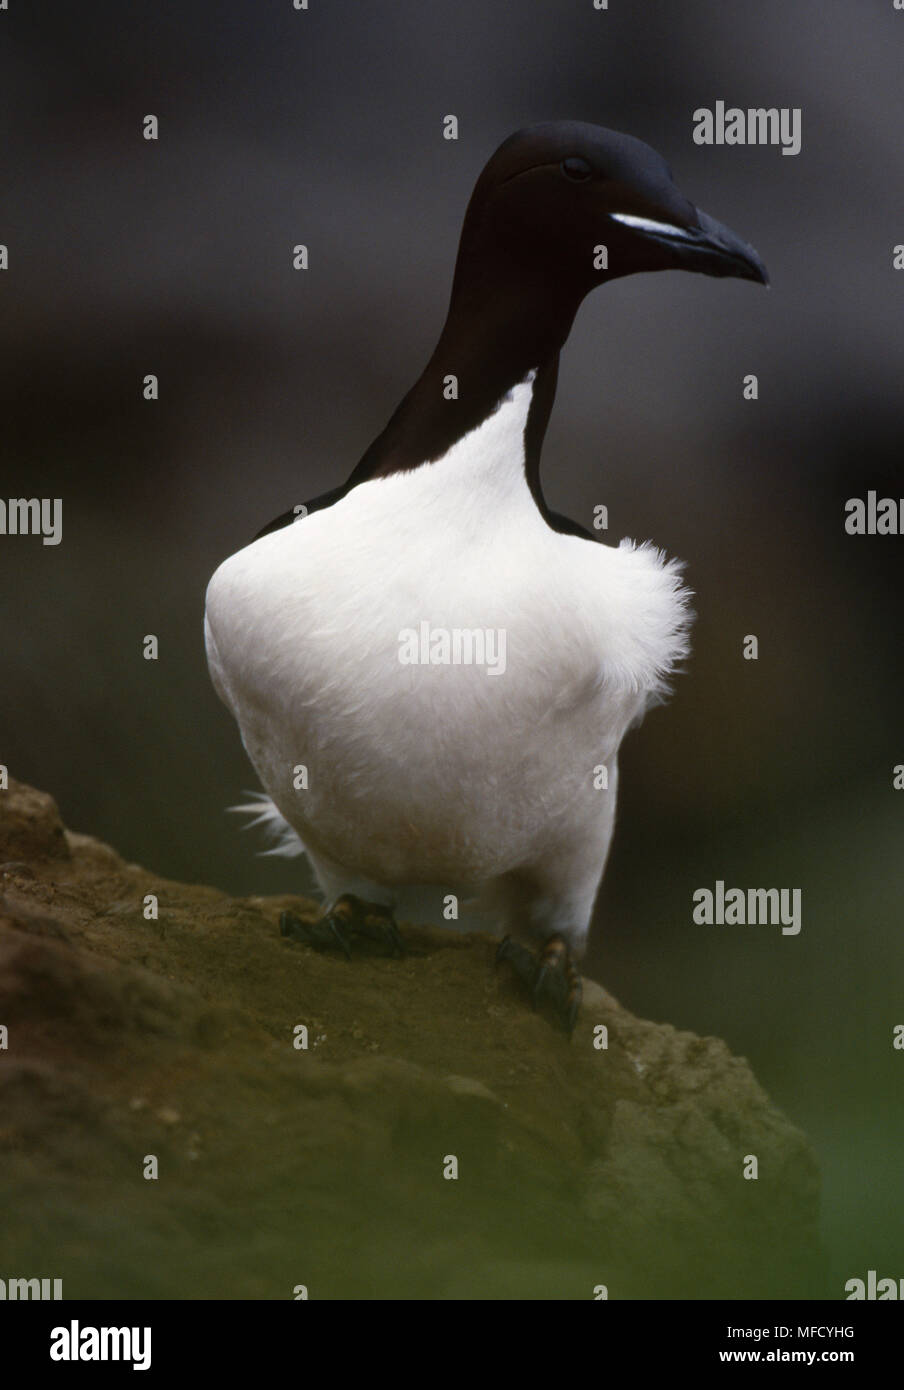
[205, 374, 691, 938]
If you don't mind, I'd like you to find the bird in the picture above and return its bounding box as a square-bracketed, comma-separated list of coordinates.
[204, 121, 767, 1034]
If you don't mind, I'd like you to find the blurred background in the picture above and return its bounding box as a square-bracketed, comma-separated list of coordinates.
[1, 0, 901, 1290]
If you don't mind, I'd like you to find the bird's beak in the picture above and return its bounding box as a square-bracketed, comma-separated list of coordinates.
[610, 208, 769, 285]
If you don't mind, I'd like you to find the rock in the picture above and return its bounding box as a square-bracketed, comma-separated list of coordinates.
[0, 779, 69, 862]
[0, 778, 827, 1298]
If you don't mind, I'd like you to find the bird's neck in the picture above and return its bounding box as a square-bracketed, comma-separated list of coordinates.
[348, 269, 581, 487]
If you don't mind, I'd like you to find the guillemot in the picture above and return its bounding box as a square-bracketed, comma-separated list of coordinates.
[205, 121, 767, 1033]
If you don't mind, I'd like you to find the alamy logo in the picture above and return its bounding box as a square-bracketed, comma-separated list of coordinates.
[398, 621, 507, 676]
[844, 492, 903, 535]
[50, 1321, 151, 1371]
[845, 1270, 904, 1299]
[0, 497, 63, 546]
[693, 881, 801, 935]
[693, 102, 802, 156]
[0, 1276, 62, 1299]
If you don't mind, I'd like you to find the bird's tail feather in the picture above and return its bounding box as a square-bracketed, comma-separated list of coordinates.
[228, 793, 306, 858]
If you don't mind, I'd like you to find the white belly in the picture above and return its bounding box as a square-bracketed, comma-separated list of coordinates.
[204, 377, 691, 933]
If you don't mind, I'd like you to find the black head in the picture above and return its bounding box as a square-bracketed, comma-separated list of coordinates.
[452, 120, 768, 314]
[332, 121, 768, 494]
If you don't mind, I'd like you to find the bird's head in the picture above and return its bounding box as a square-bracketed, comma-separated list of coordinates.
[454, 120, 768, 310]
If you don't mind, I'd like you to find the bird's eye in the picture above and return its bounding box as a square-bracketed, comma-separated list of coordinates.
[561, 157, 593, 182]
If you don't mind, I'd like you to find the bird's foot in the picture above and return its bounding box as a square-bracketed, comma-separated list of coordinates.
[496, 933, 582, 1036]
[280, 894, 405, 959]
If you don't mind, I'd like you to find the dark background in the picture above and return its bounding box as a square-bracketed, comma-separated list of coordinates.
[1, 0, 902, 1289]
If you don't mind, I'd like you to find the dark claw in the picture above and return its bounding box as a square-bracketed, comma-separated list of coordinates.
[279, 909, 303, 940]
[496, 934, 533, 976]
[280, 898, 404, 959]
[323, 913, 354, 960]
[496, 932, 582, 1037]
[532, 965, 550, 1009]
[345, 913, 406, 959]
[280, 908, 353, 958]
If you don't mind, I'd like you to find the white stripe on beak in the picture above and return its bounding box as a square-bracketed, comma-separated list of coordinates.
[610, 212, 688, 238]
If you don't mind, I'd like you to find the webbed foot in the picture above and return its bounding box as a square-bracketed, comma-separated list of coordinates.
[496, 933, 582, 1036]
[280, 893, 405, 959]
